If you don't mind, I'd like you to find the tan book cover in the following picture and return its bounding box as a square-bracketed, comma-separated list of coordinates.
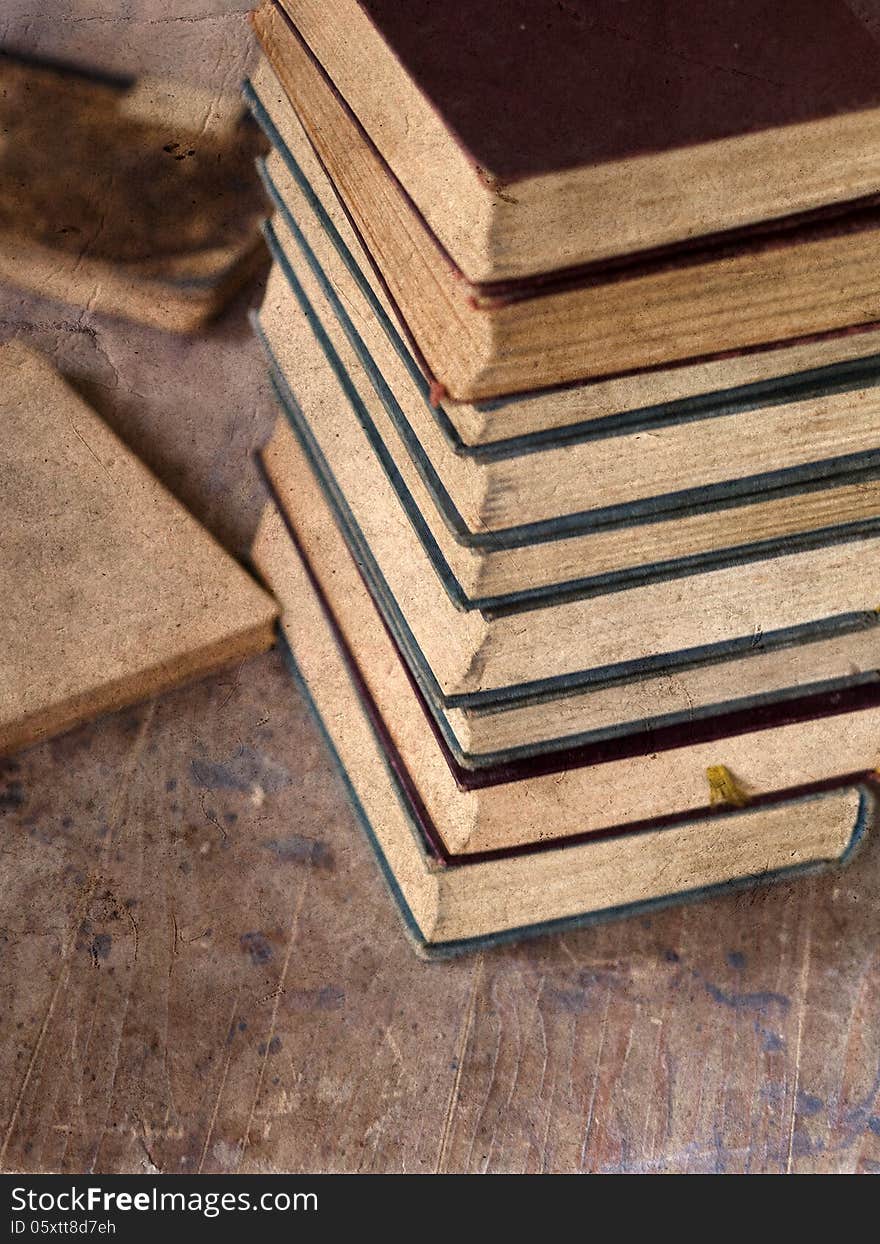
[253, 447, 880, 855]
[0, 342, 278, 755]
[259, 204, 880, 603]
[256, 344, 880, 706]
[252, 497, 875, 950]
[261, 411, 880, 766]
[248, 54, 880, 446]
[252, 6, 880, 400]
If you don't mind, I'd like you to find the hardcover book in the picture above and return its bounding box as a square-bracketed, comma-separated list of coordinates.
[0, 343, 278, 756]
[256, 170, 880, 606]
[260, 415, 880, 771]
[253, 290, 880, 714]
[252, 3, 880, 400]
[252, 496, 877, 952]
[247, 56, 880, 446]
[271, 0, 880, 282]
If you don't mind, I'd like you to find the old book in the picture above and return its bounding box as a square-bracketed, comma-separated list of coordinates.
[271, 0, 880, 282]
[252, 498, 876, 951]
[252, 5, 880, 400]
[0, 343, 278, 756]
[257, 185, 880, 605]
[253, 269, 880, 710]
[0, 51, 267, 333]
[260, 415, 880, 769]
[247, 59, 880, 447]
[253, 494, 880, 855]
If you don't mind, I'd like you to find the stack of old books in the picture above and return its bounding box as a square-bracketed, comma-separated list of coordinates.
[247, 0, 880, 953]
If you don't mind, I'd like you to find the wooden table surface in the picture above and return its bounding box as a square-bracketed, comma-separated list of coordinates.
[2, 3, 880, 1177]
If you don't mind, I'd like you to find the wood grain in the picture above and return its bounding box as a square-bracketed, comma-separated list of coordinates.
[2, 0, 879, 1177]
[2, 641, 879, 1174]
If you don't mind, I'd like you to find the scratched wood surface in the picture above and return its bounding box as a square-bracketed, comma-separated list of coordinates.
[2, 2, 880, 1176]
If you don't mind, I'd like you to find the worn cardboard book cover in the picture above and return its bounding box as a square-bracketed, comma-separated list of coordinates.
[253, 302, 880, 714]
[252, 497, 876, 952]
[259, 415, 880, 771]
[247, 61, 880, 446]
[0, 51, 267, 332]
[271, 0, 880, 283]
[256, 197, 880, 607]
[253, 488, 880, 855]
[0, 343, 278, 756]
[252, 6, 880, 400]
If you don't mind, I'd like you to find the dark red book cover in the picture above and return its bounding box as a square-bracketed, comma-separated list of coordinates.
[351, 0, 880, 181]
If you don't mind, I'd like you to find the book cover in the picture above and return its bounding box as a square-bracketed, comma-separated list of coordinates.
[0, 343, 278, 756]
[249, 13, 880, 400]
[267, 0, 880, 283]
[253, 496, 877, 951]
[258, 420, 880, 773]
